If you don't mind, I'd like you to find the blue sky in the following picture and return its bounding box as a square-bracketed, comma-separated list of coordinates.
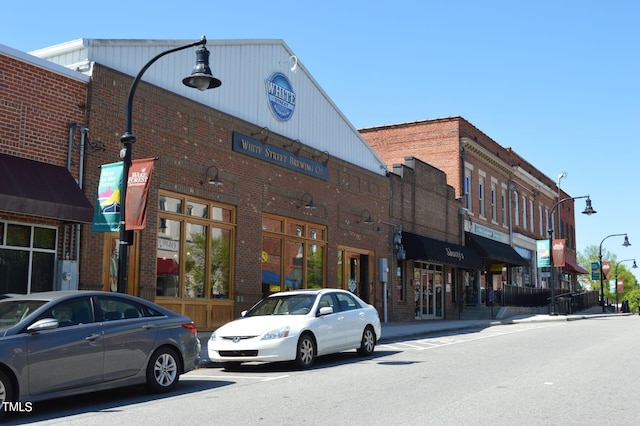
[2, 1, 639, 278]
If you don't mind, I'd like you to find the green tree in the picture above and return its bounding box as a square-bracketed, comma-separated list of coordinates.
[578, 245, 638, 311]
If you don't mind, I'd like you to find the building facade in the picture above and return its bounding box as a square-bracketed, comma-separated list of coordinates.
[0, 44, 93, 295]
[23, 38, 397, 330]
[361, 117, 586, 307]
[2, 40, 588, 328]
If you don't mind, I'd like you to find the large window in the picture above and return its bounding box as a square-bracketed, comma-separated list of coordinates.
[156, 192, 235, 299]
[0, 221, 57, 294]
[261, 214, 326, 297]
[464, 169, 472, 212]
[478, 176, 485, 217]
[490, 182, 497, 222]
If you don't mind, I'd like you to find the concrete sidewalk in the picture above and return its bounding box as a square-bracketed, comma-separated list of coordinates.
[377, 306, 627, 342]
[197, 307, 627, 364]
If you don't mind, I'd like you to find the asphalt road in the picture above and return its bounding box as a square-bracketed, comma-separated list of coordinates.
[7, 315, 640, 425]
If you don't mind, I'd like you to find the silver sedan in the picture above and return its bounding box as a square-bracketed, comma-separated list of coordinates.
[0, 291, 200, 417]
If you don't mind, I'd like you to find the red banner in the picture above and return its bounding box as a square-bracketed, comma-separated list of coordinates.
[125, 158, 154, 230]
[602, 261, 611, 279]
[552, 239, 565, 267]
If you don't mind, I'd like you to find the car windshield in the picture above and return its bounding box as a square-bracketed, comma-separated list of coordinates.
[245, 294, 316, 317]
[0, 300, 48, 331]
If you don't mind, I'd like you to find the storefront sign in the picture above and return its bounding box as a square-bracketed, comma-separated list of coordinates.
[469, 223, 508, 243]
[265, 72, 296, 121]
[233, 132, 328, 180]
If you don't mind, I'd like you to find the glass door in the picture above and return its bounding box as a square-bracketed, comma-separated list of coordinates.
[415, 272, 432, 319]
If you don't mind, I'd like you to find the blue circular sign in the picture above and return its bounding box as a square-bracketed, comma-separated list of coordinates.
[265, 72, 296, 121]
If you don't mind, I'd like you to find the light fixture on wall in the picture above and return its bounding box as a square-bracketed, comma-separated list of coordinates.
[283, 139, 301, 157]
[357, 210, 374, 225]
[199, 164, 223, 186]
[297, 192, 317, 210]
[279, 55, 298, 72]
[251, 127, 270, 145]
[312, 150, 330, 166]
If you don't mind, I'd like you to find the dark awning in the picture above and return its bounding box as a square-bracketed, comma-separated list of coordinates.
[0, 153, 93, 223]
[563, 260, 589, 274]
[402, 232, 482, 270]
[465, 233, 528, 266]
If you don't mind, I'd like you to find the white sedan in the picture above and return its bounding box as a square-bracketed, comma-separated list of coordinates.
[208, 289, 382, 369]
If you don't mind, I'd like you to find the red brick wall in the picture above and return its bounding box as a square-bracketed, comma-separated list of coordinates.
[0, 54, 87, 173]
[82, 64, 389, 316]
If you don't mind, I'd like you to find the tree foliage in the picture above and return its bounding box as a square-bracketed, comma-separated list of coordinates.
[578, 245, 639, 311]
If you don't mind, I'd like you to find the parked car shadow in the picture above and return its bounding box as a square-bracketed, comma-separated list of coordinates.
[204, 348, 399, 373]
[2, 380, 233, 425]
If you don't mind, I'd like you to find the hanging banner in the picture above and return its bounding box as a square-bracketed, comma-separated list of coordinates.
[92, 161, 123, 232]
[536, 240, 550, 268]
[552, 239, 566, 267]
[591, 262, 600, 280]
[602, 261, 611, 279]
[125, 158, 155, 230]
[617, 279, 624, 294]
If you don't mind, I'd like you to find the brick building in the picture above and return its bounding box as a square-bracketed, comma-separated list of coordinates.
[361, 117, 589, 308]
[0, 44, 93, 294]
[24, 38, 396, 330]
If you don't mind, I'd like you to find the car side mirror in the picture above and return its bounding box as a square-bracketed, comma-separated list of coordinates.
[317, 306, 333, 316]
[27, 318, 59, 333]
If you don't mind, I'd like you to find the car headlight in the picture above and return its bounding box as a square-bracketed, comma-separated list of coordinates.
[261, 326, 290, 340]
[209, 332, 217, 342]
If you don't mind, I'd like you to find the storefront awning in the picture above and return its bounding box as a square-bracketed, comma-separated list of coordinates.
[0, 153, 93, 223]
[563, 260, 589, 274]
[465, 233, 528, 266]
[402, 232, 482, 270]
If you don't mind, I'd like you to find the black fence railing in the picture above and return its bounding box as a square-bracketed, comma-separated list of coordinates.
[500, 285, 550, 307]
[499, 285, 600, 312]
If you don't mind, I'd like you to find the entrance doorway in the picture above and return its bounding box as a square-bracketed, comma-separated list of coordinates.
[414, 263, 443, 319]
[337, 247, 374, 306]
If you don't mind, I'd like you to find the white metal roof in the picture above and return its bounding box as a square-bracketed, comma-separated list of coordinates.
[29, 38, 387, 175]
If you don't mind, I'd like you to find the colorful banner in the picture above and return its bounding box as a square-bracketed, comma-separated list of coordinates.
[552, 239, 566, 267]
[536, 240, 550, 268]
[92, 162, 123, 232]
[591, 262, 600, 280]
[602, 261, 611, 279]
[125, 158, 155, 231]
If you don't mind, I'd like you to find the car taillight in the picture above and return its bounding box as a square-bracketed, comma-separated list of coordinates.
[182, 322, 197, 335]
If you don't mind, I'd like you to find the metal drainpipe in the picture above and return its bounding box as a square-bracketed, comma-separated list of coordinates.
[64, 122, 78, 261]
[77, 128, 89, 262]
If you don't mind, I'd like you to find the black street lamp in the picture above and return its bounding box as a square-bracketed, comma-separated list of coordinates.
[598, 233, 631, 312]
[614, 258, 637, 312]
[117, 36, 221, 293]
[548, 195, 596, 315]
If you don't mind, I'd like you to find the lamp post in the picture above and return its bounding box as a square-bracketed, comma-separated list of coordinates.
[117, 36, 221, 294]
[548, 195, 596, 315]
[599, 234, 631, 312]
[614, 259, 637, 312]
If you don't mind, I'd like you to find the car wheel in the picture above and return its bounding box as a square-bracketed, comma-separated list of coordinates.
[0, 371, 12, 418]
[357, 326, 376, 356]
[146, 347, 180, 393]
[294, 333, 316, 369]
